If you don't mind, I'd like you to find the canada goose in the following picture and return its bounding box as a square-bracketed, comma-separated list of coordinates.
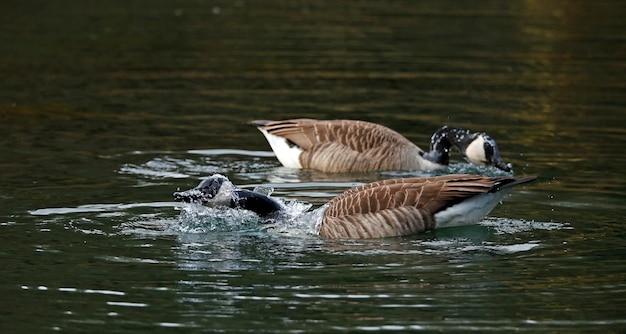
[248, 119, 511, 173]
[173, 174, 284, 219]
[173, 174, 536, 239]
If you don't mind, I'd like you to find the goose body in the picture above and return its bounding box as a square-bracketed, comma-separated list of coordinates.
[249, 119, 511, 173]
[318, 174, 536, 239]
[174, 174, 536, 239]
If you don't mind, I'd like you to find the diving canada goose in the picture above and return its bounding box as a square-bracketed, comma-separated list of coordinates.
[173, 174, 284, 219]
[248, 119, 512, 173]
[173, 174, 536, 239]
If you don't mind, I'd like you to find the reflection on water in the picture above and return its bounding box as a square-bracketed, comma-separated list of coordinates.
[6, 138, 625, 332]
[29, 148, 568, 254]
[1, 0, 625, 332]
[37, 150, 558, 240]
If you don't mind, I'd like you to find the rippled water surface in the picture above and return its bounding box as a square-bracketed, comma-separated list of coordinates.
[1, 0, 625, 332]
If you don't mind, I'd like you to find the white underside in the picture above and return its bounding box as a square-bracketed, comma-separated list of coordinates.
[433, 190, 511, 229]
[258, 129, 303, 168]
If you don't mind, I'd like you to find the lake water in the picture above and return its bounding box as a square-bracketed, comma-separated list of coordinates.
[1, 0, 625, 332]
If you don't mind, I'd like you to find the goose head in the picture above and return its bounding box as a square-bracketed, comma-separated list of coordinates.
[463, 132, 510, 171]
[173, 174, 234, 206]
[421, 126, 511, 172]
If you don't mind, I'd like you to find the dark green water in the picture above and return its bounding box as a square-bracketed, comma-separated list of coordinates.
[1, 0, 625, 332]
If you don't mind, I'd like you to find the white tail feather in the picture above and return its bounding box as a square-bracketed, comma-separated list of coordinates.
[258, 129, 303, 168]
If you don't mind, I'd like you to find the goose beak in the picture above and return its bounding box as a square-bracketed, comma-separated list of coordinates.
[173, 174, 231, 205]
[490, 150, 512, 172]
[173, 188, 209, 204]
[479, 134, 511, 172]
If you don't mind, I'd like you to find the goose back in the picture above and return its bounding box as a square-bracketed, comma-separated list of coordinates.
[319, 174, 536, 239]
[250, 119, 430, 172]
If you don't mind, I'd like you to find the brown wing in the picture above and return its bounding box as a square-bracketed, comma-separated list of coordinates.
[320, 174, 505, 239]
[250, 119, 416, 151]
[249, 119, 423, 172]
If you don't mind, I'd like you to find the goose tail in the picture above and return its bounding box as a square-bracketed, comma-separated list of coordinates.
[489, 176, 537, 193]
[247, 120, 272, 128]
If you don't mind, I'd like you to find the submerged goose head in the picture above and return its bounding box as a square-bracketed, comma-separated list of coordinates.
[422, 126, 511, 172]
[173, 174, 233, 206]
[173, 174, 284, 218]
[174, 173, 536, 239]
[248, 119, 512, 173]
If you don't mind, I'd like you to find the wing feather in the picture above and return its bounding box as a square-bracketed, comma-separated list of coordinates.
[250, 119, 423, 172]
[320, 174, 524, 239]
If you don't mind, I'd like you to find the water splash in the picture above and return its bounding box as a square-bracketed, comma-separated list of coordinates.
[264, 202, 323, 238]
[445, 163, 513, 176]
[252, 185, 274, 196]
[173, 199, 322, 238]
[479, 217, 569, 235]
[174, 204, 261, 233]
[379, 163, 512, 179]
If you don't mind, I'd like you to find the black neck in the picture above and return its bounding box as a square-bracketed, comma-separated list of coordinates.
[421, 126, 476, 165]
[232, 189, 284, 219]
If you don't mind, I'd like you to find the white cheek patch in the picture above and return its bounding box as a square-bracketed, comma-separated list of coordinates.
[259, 129, 303, 168]
[464, 135, 487, 165]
